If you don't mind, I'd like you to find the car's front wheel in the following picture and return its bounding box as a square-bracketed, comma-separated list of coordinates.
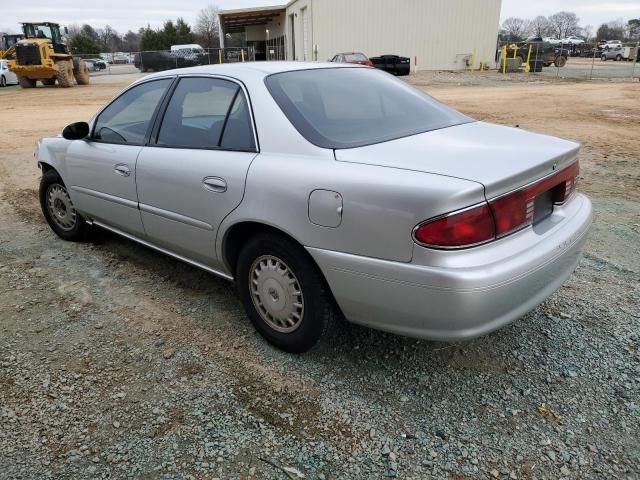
[0, 75, 6, 88]
[39, 169, 88, 241]
[236, 233, 336, 353]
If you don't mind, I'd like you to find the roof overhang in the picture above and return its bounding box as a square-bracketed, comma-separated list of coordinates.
[219, 5, 286, 33]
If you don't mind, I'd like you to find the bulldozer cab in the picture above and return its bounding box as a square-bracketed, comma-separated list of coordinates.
[21, 22, 68, 54]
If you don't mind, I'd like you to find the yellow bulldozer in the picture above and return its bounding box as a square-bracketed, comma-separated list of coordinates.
[7, 22, 89, 88]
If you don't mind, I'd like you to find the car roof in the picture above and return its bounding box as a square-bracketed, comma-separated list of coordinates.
[140, 61, 362, 83]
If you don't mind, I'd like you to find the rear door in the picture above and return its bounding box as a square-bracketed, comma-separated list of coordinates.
[135, 76, 258, 269]
[65, 77, 173, 236]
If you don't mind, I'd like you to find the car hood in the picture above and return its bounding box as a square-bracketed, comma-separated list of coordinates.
[334, 121, 580, 198]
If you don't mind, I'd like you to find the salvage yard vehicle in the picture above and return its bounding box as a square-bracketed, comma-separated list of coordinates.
[0, 59, 18, 87]
[330, 52, 373, 67]
[7, 22, 89, 88]
[369, 54, 410, 75]
[35, 63, 593, 352]
[508, 37, 569, 67]
[601, 47, 626, 61]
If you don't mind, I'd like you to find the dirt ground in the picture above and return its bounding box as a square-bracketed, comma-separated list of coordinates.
[0, 73, 638, 479]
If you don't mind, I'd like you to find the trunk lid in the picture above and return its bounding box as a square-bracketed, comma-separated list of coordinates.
[334, 121, 580, 198]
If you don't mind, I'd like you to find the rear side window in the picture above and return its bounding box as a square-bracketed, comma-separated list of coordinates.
[93, 79, 172, 145]
[265, 68, 471, 149]
[157, 77, 255, 151]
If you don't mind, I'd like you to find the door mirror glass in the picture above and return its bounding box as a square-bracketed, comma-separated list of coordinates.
[62, 122, 90, 140]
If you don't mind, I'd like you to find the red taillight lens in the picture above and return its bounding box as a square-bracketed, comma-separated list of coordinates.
[489, 161, 580, 237]
[414, 204, 495, 248]
[413, 161, 580, 248]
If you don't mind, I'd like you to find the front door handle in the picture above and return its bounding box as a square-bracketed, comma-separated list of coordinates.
[203, 177, 227, 193]
[114, 164, 131, 177]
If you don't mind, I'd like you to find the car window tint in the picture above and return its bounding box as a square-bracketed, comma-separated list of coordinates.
[266, 68, 472, 149]
[94, 79, 171, 145]
[220, 90, 255, 150]
[157, 77, 239, 149]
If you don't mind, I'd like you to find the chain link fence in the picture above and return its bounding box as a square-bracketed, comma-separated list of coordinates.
[495, 41, 640, 81]
[74, 47, 260, 75]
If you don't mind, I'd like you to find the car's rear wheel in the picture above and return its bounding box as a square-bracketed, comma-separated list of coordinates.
[39, 169, 88, 241]
[554, 55, 567, 67]
[616, 55, 622, 61]
[236, 233, 336, 353]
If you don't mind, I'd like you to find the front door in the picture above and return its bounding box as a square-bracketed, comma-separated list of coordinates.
[135, 76, 258, 269]
[65, 78, 173, 236]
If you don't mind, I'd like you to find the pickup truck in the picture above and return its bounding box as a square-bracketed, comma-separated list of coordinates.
[506, 37, 569, 67]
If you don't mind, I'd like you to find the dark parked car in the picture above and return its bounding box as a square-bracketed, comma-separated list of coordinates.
[134, 50, 207, 73]
[330, 52, 373, 67]
[506, 37, 569, 67]
[369, 55, 410, 76]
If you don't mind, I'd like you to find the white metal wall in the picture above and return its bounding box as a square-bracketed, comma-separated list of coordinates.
[288, 0, 502, 70]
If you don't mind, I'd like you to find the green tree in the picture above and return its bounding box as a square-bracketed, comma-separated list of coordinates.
[175, 18, 194, 44]
[69, 33, 101, 54]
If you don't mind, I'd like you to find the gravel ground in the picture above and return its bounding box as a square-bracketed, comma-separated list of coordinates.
[0, 75, 639, 480]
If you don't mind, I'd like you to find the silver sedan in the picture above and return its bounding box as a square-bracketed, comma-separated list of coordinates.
[35, 62, 593, 352]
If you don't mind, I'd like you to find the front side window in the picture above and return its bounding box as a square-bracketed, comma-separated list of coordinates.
[157, 77, 255, 151]
[93, 79, 172, 145]
[266, 68, 472, 149]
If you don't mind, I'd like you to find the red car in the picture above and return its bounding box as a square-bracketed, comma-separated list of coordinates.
[329, 52, 373, 67]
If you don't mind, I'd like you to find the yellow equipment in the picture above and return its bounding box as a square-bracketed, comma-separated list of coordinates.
[0, 34, 24, 59]
[7, 22, 89, 88]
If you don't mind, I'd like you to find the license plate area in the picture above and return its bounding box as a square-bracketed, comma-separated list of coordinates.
[533, 189, 554, 224]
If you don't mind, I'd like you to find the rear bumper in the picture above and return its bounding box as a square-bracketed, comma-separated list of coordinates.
[307, 193, 593, 341]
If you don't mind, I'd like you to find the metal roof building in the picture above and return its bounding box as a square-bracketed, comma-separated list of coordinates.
[219, 0, 502, 70]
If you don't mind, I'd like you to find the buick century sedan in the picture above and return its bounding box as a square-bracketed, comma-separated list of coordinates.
[36, 63, 593, 352]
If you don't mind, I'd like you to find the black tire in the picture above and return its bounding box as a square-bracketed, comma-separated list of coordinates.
[0, 75, 6, 87]
[55, 60, 74, 88]
[42, 78, 56, 86]
[39, 169, 88, 241]
[616, 55, 622, 62]
[554, 55, 567, 68]
[18, 76, 37, 88]
[236, 233, 336, 353]
[73, 59, 90, 85]
[516, 55, 525, 65]
[601, 56, 607, 61]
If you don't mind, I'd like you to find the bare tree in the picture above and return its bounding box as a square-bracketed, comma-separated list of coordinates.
[581, 25, 594, 42]
[502, 17, 530, 42]
[195, 4, 220, 48]
[529, 16, 551, 38]
[548, 12, 580, 40]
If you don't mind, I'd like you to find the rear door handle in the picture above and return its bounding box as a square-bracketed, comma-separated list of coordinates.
[202, 177, 227, 193]
[114, 164, 131, 177]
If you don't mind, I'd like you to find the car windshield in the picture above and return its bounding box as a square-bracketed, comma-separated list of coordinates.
[265, 68, 472, 149]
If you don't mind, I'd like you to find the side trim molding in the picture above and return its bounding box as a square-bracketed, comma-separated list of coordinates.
[71, 186, 138, 209]
[88, 220, 234, 282]
[139, 203, 214, 231]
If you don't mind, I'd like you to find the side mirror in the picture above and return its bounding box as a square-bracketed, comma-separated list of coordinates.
[62, 122, 90, 140]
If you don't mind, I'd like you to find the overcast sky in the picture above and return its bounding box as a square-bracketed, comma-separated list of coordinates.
[1, 0, 639, 34]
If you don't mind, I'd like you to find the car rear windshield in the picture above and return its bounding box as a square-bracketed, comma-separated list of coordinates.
[344, 53, 367, 62]
[265, 68, 472, 149]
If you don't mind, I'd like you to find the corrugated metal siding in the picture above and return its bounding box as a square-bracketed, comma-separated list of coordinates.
[308, 0, 501, 70]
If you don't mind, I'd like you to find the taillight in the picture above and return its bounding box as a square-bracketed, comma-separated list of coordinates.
[413, 161, 580, 248]
[489, 161, 580, 237]
[413, 204, 495, 248]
